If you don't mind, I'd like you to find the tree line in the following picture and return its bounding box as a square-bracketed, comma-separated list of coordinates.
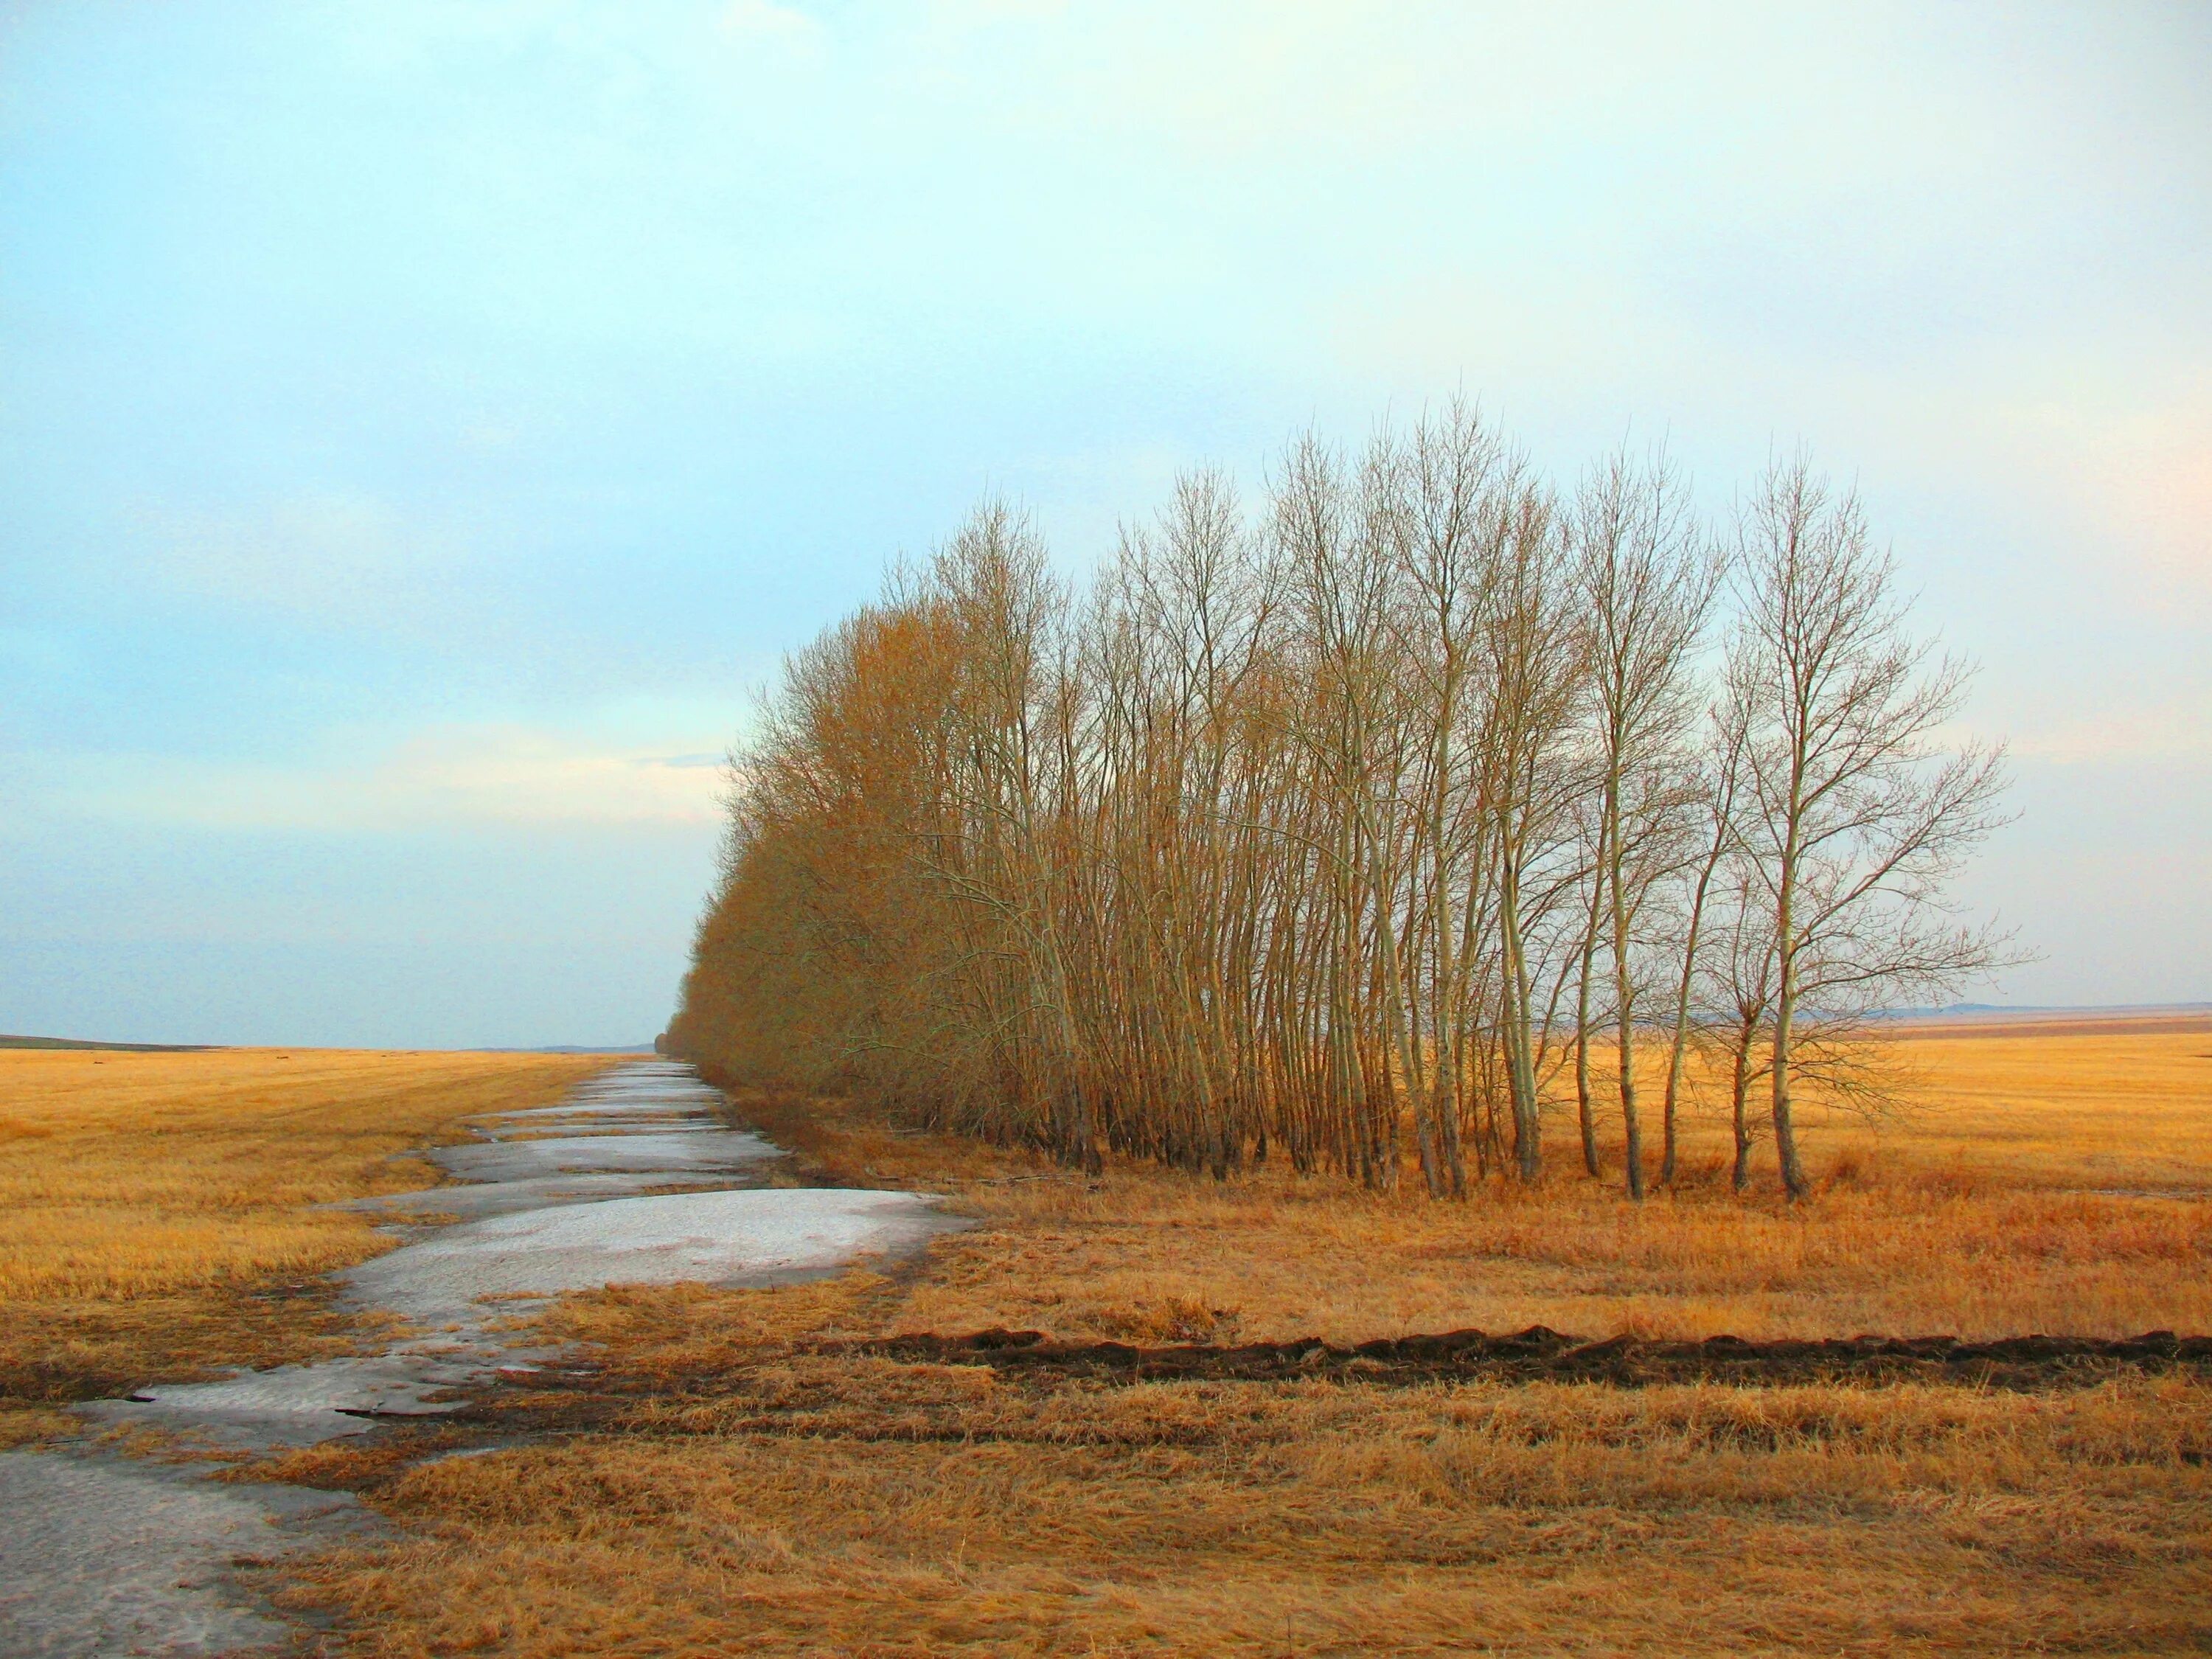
[667, 403, 2012, 1200]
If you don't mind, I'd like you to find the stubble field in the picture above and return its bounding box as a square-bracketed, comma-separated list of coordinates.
[3, 1023, 2207, 1654]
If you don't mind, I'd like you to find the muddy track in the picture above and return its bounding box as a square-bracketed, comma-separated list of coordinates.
[825, 1325, 2212, 1390]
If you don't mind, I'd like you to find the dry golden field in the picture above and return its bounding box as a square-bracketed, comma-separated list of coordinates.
[266, 1020, 2210, 1658]
[274, 1322, 2211, 1656]
[6, 1026, 2208, 1654]
[626, 1020, 2212, 1349]
[0, 1045, 611, 1443]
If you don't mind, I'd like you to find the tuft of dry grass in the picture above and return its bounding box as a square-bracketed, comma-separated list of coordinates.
[0, 1046, 611, 1415]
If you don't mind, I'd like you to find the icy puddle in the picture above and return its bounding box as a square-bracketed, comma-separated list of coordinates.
[0, 1059, 964, 1656]
[349, 1186, 954, 1326]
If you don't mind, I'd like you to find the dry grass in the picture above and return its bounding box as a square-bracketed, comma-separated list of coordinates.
[6, 1029, 2202, 1651]
[1856, 1023, 2212, 1189]
[0, 1046, 611, 1429]
[248, 1020, 2212, 1656]
[279, 1337, 2211, 1656]
[686, 1026, 2212, 1346]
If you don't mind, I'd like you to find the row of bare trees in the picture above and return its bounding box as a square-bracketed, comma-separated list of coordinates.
[668, 406, 2013, 1199]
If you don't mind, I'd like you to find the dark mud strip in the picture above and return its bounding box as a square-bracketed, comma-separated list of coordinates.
[829, 1326, 2212, 1391]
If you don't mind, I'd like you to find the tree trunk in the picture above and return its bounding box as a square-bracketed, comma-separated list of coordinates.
[1770, 822, 1808, 1200]
[1499, 862, 1543, 1183]
[1658, 830, 1724, 1188]
[1730, 1020, 1756, 1191]
[1604, 777, 1644, 1200]
[1573, 905, 1602, 1179]
[1613, 943, 1644, 1200]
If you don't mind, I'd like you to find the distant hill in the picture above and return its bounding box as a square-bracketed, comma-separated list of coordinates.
[0, 1034, 218, 1052]
[1874, 1003, 2212, 1039]
[2, 1034, 661, 1054]
[501, 1043, 661, 1055]
[1877, 1002, 2212, 1023]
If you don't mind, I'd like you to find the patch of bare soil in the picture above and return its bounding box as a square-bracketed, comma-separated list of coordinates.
[408, 1324, 2212, 1455]
[840, 1324, 2212, 1390]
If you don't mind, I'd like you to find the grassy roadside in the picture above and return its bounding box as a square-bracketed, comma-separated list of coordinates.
[265, 1028, 2212, 1656]
[0, 1046, 613, 1443]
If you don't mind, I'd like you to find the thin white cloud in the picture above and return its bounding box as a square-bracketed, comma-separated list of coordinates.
[38, 723, 733, 832]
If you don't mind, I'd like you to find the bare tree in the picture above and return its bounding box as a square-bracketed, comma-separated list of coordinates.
[1729, 454, 2016, 1199]
[1573, 444, 1721, 1197]
[1655, 695, 1747, 1186]
[1709, 860, 1776, 1191]
[1386, 398, 1512, 1197]
[1472, 482, 1587, 1183]
[666, 417, 2017, 1209]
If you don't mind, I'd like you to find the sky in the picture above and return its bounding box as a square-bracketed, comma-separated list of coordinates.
[1, 1, 2207, 1047]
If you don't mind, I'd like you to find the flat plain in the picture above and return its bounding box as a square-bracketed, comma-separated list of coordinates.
[3, 1024, 2207, 1655]
[0, 1045, 610, 1444]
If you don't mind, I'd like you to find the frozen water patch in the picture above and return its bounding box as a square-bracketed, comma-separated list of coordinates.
[344, 1186, 960, 1329]
[474, 1115, 702, 1138]
[49, 1059, 962, 1652]
[489, 1098, 708, 1119]
[86, 1064, 888, 1453]
[0, 1452, 375, 1657]
[548, 1061, 728, 1110]
[76, 1349, 491, 1450]
[428, 1127, 782, 1183]
[344, 1171, 739, 1224]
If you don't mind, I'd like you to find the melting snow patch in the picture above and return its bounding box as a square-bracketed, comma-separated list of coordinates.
[0, 1452, 374, 1657]
[46, 1060, 959, 1652]
[428, 1128, 782, 1183]
[344, 1186, 962, 1327]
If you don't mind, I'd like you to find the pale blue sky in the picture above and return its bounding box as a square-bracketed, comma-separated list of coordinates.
[2, 1, 2206, 1046]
